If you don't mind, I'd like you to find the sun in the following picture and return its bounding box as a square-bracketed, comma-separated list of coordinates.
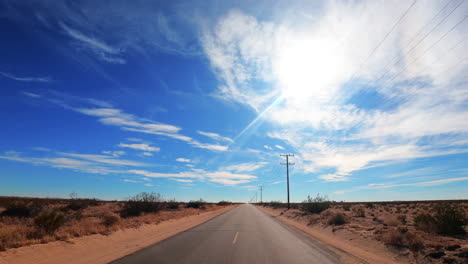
[274, 35, 343, 104]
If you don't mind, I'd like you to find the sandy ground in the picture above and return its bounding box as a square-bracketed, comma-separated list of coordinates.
[0, 205, 235, 264]
[257, 205, 409, 264]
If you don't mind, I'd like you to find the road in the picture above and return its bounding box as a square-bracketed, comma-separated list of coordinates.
[111, 204, 340, 264]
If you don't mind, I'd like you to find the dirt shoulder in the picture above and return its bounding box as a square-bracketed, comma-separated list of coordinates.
[0, 205, 235, 264]
[257, 205, 409, 264]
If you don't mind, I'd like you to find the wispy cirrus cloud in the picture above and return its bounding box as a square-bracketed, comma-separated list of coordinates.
[197, 130, 233, 142]
[335, 176, 468, 194]
[223, 162, 268, 172]
[176, 158, 191, 163]
[1, 71, 51, 82]
[23, 90, 229, 152]
[61, 23, 125, 64]
[118, 143, 160, 152]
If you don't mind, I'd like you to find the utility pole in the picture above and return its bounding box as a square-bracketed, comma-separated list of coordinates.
[259, 186, 264, 204]
[280, 154, 294, 209]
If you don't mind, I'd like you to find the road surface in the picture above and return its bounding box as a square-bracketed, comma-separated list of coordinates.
[111, 204, 340, 264]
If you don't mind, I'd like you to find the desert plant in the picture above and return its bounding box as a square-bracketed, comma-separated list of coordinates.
[165, 199, 180, 210]
[217, 201, 231, 206]
[342, 204, 351, 211]
[120, 192, 164, 217]
[433, 204, 466, 236]
[34, 210, 66, 234]
[0, 202, 36, 218]
[327, 213, 346, 226]
[301, 194, 330, 214]
[186, 199, 206, 209]
[352, 207, 366, 217]
[382, 229, 403, 247]
[397, 214, 407, 224]
[101, 213, 120, 227]
[414, 213, 437, 233]
[268, 201, 283, 209]
[405, 232, 424, 252]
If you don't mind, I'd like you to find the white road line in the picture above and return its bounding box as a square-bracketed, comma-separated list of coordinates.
[232, 231, 239, 244]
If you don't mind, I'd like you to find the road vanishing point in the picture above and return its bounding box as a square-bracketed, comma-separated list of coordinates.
[111, 204, 340, 264]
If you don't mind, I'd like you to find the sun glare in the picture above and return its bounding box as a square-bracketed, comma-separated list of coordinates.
[274, 36, 343, 104]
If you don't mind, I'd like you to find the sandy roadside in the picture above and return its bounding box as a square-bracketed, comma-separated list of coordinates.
[0, 205, 235, 264]
[257, 205, 409, 264]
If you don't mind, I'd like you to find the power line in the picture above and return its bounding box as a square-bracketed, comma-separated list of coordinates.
[280, 154, 294, 209]
[372, 0, 466, 85]
[337, 0, 419, 101]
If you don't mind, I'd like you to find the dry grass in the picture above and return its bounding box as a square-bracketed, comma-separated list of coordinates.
[264, 200, 468, 263]
[0, 196, 226, 252]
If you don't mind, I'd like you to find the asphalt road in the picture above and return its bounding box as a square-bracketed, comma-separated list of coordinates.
[111, 204, 340, 264]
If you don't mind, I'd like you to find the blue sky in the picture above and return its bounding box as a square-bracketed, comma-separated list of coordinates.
[1, 0, 467, 202]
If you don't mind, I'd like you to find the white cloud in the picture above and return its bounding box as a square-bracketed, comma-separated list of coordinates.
[197, 130, 233, 142]
[223, 162, 268, 172]
[171, 179, 194, 183]
[201, 4, 468, 184]
[102, 150, 126, 157]
[118, 143, 160, 152]
[144, 183, 154, 187]
[142, 152, 153, 156]
[176, 158, 191, 163]
[275, 145, 284, 150]
[1, 71, 51, 82]
[122, 179, 141, 183]
[335, 176, 468, 194]
[61, 23, 125, 64]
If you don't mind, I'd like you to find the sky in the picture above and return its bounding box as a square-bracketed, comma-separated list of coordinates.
[1, 0, 467, 202]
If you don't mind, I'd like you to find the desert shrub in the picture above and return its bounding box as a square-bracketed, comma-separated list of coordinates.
[34, 210, 66, 234]
[397, 214, 407, 224]
[101, 213, 120, 227]
[433, 204, 466, 236]
[405, 232, 424, 252]
[217, 201, 231, 206]
[342, 204, 351, 211]
[165, 199, 180, 210]
[414, 213, 437, 233]
[268, 201, 283, 209]
[1, 202, 35, 218]
[301, 194, 330, 214]
[382, 229, 404, 247]
[66, 198, 100, 211]
[366, 203, 374, 209]
[120, 192, 164, 217]
[352, 207, 366, 217]
[327, 213, 346, 226]
[186, 199, 206, 209]
[385, 216, 400, 227]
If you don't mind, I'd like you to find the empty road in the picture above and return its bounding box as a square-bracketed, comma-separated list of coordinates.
[111, 204, 340, 264]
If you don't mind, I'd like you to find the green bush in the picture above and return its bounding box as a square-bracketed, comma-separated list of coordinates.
[34, 211, 66, 234]
[120, 192, 164, 217]
[301, 194, 330, 214]
[186, 199, 206, 209]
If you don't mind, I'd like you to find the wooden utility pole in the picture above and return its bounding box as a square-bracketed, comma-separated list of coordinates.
[280, 154, 294, 209]
[259, 186, 264, 204]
